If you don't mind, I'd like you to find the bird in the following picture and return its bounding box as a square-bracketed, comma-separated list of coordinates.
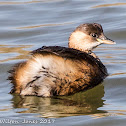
[8, 23, 116, 97]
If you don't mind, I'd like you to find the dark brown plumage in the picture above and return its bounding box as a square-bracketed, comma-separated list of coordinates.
[75, 23, 103, 35]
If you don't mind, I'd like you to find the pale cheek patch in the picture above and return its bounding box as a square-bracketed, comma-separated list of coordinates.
[69, 31, 101, 51]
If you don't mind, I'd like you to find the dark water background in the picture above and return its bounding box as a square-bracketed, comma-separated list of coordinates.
[0, 0, 126, 126]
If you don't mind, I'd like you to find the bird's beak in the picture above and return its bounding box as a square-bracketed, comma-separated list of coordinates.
[96, 35, 116, 45]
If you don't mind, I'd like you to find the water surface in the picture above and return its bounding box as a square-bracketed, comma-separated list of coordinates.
[0, 0, 126, 126]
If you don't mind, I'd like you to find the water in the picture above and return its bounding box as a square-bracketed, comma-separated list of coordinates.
[0, 0, 126, 125]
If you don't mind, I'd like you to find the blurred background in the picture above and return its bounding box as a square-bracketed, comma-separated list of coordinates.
[0, 0, 126, 126]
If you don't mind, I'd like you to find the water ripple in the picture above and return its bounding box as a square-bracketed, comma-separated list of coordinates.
[16, 22, 74, 29]
[0, 0, 65, 5]
[0, 45, 32, 63]
[93, 3, 126, 8]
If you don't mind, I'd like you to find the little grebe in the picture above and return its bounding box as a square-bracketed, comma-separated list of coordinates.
[9, 23, 116, 97]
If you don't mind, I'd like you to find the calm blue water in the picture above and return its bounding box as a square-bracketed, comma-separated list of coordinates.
[0, 0, 126, 126]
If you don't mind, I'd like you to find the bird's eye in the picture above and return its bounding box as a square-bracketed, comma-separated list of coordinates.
[91, 33, 98, 38]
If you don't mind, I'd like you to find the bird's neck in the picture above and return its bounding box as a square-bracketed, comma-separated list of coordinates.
[68, 32, 98, 59]
[68, 31, 96, 53]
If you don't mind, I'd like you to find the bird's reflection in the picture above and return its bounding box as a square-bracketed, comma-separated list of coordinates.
[11, 84, 106, 118]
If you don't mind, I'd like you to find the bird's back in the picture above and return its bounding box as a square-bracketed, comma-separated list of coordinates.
[9, 46, 108, 97]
